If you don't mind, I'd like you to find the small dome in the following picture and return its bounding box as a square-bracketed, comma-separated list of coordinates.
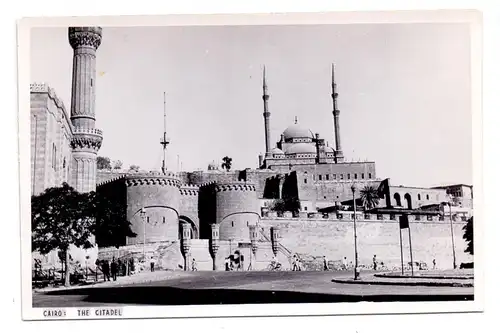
[270, 147, 284, 155]
[283, 124, 314, 140]
[285, 143, 317, 154]
[208, 161, 219, 170]
[324, 146, 335, 153]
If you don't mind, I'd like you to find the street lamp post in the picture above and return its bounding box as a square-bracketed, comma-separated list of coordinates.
[139, 208, 147, 261]
[351, 184, 360, 280]
[448, 203, 457, 269]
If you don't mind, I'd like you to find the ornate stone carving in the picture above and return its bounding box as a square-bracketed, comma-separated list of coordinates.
[70, 134, 103, 151]
[69, 27, 102, 50]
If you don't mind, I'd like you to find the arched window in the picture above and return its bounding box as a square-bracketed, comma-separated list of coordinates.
[404, 193, 412, 209]
[394, 193, 402, 207]
[418, 194, 421, 200]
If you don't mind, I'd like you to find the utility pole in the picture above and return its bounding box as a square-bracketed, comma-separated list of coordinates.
[160, 92, 170, 174]
[449, 203, 457, 269]
[351, 184, 359, 280]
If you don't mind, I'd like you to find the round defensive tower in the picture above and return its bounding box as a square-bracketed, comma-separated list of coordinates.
[125, 171, 181, 245]
[215, 182, 260, 242]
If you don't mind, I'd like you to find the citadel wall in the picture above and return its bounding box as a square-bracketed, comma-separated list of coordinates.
[125, 172, 181, 245]
[214, 182, 260, 241]
[179, 185, 200, 238]
[97, 213, 471, 272]
[259, 216, 471, 270]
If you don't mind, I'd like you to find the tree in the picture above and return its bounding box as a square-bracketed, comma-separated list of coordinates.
[129, 165, 140, 172]
[270, 198, 286, 216]
[112, 160, 123, 170]
[269, 197, 301, 216]
[97, 156, 112, 170]
[31, 183, 94, 286]
[360, 185, 380, 210]
[90, 191, 136, 248]
[221, 156, 232, 172]
[463, 216, 473, 255]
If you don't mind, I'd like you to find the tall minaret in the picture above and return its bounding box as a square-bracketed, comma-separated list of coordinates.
[68, 27, 103, 193]
[262, 66, 272, 158]
[331, 63, 344, 163]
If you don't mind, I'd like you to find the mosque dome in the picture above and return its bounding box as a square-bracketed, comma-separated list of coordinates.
[283, 123, 314, 140]
[285, 143, 317, 154]
[270, 147, 284, 155]
[208, 161, 219, 170]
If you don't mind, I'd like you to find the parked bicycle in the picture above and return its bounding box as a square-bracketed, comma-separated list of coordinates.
[267, 261, 282, 271]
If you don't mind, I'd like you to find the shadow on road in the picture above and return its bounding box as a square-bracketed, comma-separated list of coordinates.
[38, 286, 474, 306]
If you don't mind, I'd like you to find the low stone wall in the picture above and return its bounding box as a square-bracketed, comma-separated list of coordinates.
[96, 216, 472, 272]
[97, 239, 290, 272]
[260, 217, 472, 270]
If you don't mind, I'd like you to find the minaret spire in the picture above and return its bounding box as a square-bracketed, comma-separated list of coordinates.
[68, 27, 103, 193]
[160, 92, 170, 174]
[331, 63, 344, 163]
[262, 65, 272, 160]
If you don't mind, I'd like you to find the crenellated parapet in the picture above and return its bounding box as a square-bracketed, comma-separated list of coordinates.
[180, 184, 200, 196]
[214, 182, 257, 192]
[96, 174, 127, 187]
[69, 27, 102, 50]
[124, 171, 181, 187]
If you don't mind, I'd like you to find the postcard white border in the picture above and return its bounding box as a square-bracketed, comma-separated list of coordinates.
[17, 10, 483, 321]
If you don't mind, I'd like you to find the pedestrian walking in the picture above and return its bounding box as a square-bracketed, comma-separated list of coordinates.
[102, 260, 110, 281]
[150, 257, 155, 272]
[323, 256, 329, 271]
[292, 255, 299, 271]
[94, 259, 100, 282]
[117, 258, 122, 276]
[342, 257, 348, 270]
[191, 258, 197, 271]
[433, 258, 436, 270]
[110, 257, 117, 281]
[373, 255, 378, 271]
[129, 257, 134, 275]
[225, 257, 230, 271]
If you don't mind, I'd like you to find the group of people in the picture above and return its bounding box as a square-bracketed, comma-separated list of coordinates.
[96, 257, 119, 282]
[225, 252, 244, 271]
[95, 256, 137, 282]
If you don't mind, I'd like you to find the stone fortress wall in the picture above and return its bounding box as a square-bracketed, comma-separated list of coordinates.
[125, 172, 182, 245]
[213, 181, 260, 241]
[98, 212, 471, 272]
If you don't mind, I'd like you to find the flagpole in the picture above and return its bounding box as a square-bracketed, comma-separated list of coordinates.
[408, 217, 414, 276]
[399, 217, 404, 275]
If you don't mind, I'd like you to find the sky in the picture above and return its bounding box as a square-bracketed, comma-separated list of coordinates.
[30, 23, 473, 188]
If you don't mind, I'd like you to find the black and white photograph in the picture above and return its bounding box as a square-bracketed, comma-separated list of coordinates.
[18, 10, 482, 320]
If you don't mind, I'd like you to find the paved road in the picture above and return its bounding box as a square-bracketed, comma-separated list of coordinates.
[33, 270, 473, 307]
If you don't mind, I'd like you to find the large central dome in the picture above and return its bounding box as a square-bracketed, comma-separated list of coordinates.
[283, 123, 314, 140]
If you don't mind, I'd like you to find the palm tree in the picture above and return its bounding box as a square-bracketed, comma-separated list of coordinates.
[221, 156, 232, 171]
[360, 185, 380, 210]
